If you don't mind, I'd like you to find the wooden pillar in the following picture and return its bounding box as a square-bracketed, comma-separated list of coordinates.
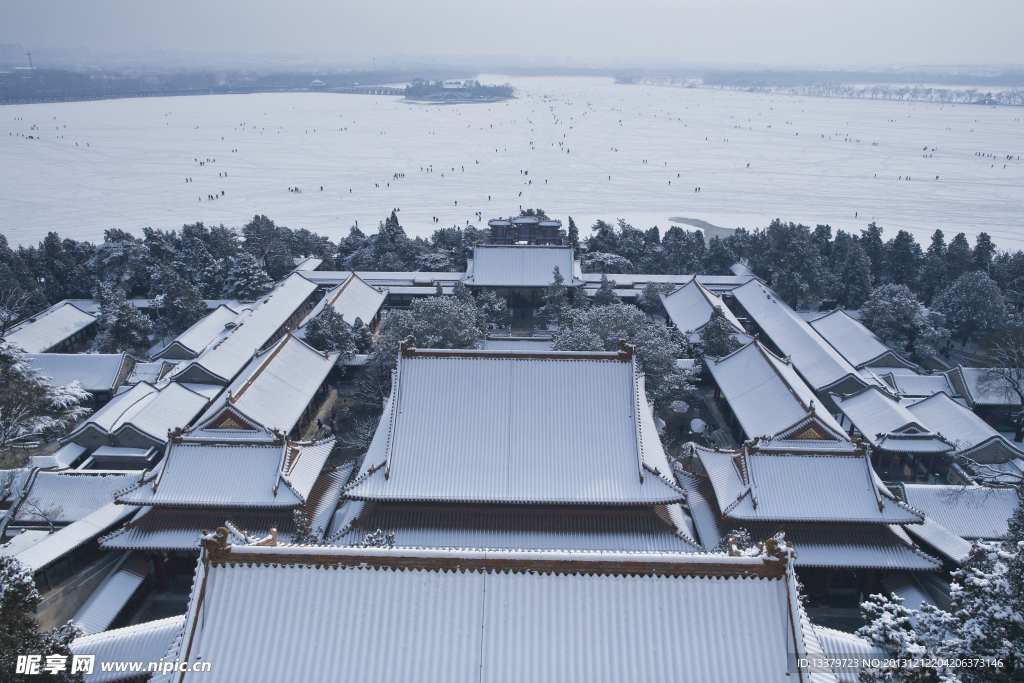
[153, 552, 171, 592]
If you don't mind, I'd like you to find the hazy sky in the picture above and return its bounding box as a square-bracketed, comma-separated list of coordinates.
[2, 0, 1022, 68]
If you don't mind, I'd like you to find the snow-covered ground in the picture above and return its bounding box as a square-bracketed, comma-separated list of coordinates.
[2, 76, 1022, 249]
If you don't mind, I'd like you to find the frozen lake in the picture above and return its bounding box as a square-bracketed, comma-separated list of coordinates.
[2, 76, 1023, 249]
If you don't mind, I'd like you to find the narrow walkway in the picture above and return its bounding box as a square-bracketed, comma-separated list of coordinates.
[301, 388, 338, 441]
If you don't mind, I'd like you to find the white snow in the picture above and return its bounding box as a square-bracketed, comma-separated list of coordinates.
[2, 76, 1022, 248]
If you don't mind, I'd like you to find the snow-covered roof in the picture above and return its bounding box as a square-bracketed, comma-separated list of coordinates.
[116, 438, 334, 509]
[463, 244, 582, 287]
[301, 271, 466, 288]
[708, 341, 850, 445]
[172, 273, 318, 384]
[809, 310, 914, 369]
[945, 366, 1023, 407]
[193, 334, 339, 435]
[170, 539, 833, 683]
[68, 381, 211, 447]
[14, 503, 136, 572]
[479, 336, 553, 351]
[5, 301, 97, 353]
[25, 353, 130, 393]
[344, 347, 683, 506]
[298, 271, 386, 328]
[694, 446, 924, 524]
[12, 470, 143, 526]
[903, 517, 973, 564]
[900, 484, 1019, 540]
[72, 616, 185, 683]
[813, 626, 877, 683]
[292, 256, 323, 271]
[869, 370, 957, 399]
[832, 387, 954, 454]
[73, 552, 151, 635]
[327, 502, 701, 552]
[659, 278, 745, 334]
[906, 392, 1024, 460]
[153, 304, 249, 360]
[731, 280, 866, 392]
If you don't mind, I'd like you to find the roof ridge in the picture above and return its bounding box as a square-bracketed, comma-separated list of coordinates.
[229, 333, 293, 402]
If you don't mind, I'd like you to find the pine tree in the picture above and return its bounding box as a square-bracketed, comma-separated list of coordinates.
[542, 266, 568, 321]
[303, 306, 356, 357]
[452, 280, 474, 305]
[860, 284, 949, 359]
[475, 290, 509, 324]
[704, 237, 738, 275]
[593, 274, 618, 305]
[883, 230, 923, 288]
[946, 233, 975, 282]
[150, 268, 206, 337]
[351, 317, 375, 354]
[840, 240, 873, 308]
[222, 253, 273, 301]
[567, 216, 580, 255]
[94, 286, 153, 354]
[975, 232, 997, 273]
[695, 307, 742, 376]
[860, 222, 886, 282]
[933, 270, 1006, 347]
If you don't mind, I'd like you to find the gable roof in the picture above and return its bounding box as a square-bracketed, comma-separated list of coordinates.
[659, 279, 744, 334]
[116, 438, 334, 509]
[25, 353, 130, 394]
[708, 341, 849, 445]
[5, 301, 97, 353]
[171, 273, 317, 384]
[809, 310, 915, 369]
[12, 470, 143, 526]
[695, 445, 924, 524]
[153, 304, 250, 360]
[899, 484, 1019, 540]
[832, 387, 955, 454]
[906, 391, 1024, 460]
[12, 503, 136, 572]
[865, 369, 958, 399]
[67, 381, 211, 447]
[169, 537, 834, 683]
[344, 347, 683, 506]
[945, 366, 1023, 407]
[731, 280, 866, 392]
[194, 334, 338, 435]
[72, 616, 185, 683]
[298, 271, 386, 329]
[463, 244, 582, 287]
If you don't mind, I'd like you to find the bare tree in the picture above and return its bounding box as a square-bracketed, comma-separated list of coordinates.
[338, 415, 381, 453]
[0, 469, 19, 503]
[979, 316, 1024, 441]
[19, 497, 64, 532]
[0, 285, 31, 338]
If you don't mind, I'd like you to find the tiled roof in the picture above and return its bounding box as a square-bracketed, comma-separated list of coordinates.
[345, 348, 683, 506]
[194, 334, 338, 434]
[660, 279, 744, 334]
[14, 503, 136, 572]
[68, 382, 211, 446]
[25, 353, 129, 393]
[153, 304, 249, 359]
[809, 310, 913, 369]
[327, 502, 702, 552]
[731, 280, 865, 392]
[298, 272, 386, 328]
[5, 301, 97, 353]
[72, 552, 151, 634]
[13, 470, 143, 526]
[696, 446, 924, 524]
[946, 366, 1023, 407]
[171, 273, 317, 384]
[116, 439, 334, 509]
[903, 517, 973, 564]
[906, 392, 1024, 459]
[832, 387, 954, 454]
[709, 341, 849, 443]
[169, 541, 834, 683]
[742, 523, 940, 570]
[72, 616, 185, 683]
[899, 484, 1019, 540]
[463, 244, 582, 287]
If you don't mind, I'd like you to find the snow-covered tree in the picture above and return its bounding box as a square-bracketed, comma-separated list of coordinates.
[91, 228, 150, 296]
[695, 307, 742, 375]
[542, 266, 569, 322]
[857, 593, 962, 682]
[0, 555, 83, 682]
[222, 253, 273, 301]
[567, 216, 580, 255]
[303, 306, 355, 358]
[581, 252, 633, 274]
[859, 284, 949, 359]
[552, 303, 692, 407]
[418, 250, 453, 272]
[839, 240, 873, 308]
[593, 274, 618, 306]
[638, 282, 673, 316]
[351, 317, 375, 354]
[979, 314, 1024, 441]
[360, 529, 395, 548]
[933, 270, 1006, 347]
[93, 286, 153, 354]
[0, 342, 90, 453]
[149, 268, 206, 337]
[291, 509, 322, 545]
[704, 237, 737, 276]
[475, 289, 509, 324]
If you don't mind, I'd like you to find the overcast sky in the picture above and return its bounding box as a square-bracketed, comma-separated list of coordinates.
[2, 0, 1022, 69]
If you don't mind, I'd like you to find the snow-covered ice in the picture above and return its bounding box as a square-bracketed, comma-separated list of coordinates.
[2, 76, 1022, 248]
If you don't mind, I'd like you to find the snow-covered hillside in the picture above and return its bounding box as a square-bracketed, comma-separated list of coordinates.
[2, 76, 1021, 248]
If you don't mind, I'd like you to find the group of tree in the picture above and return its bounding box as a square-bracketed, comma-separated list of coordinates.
[857, 493, 1024, 682]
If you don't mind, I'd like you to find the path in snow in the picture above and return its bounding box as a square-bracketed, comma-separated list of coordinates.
[2, 76, 1022, 249]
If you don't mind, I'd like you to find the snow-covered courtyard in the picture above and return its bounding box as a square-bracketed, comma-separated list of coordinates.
[2, 76, 1022, 248]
